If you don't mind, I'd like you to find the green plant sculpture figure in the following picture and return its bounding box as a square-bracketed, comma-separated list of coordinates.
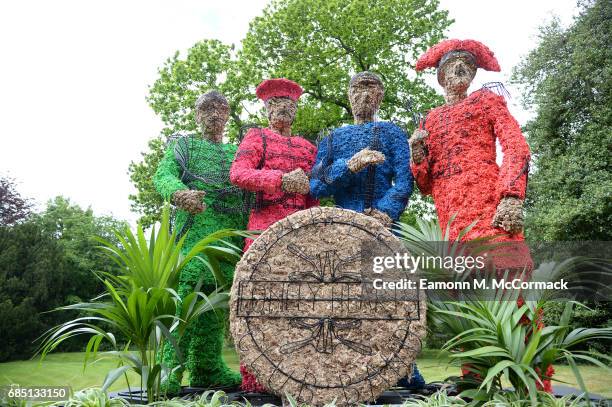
[153, 91, 246, 392]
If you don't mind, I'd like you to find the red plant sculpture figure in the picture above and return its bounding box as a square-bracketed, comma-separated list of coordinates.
[411, 39, 532, 271]
[411, 39, 551, 391]
[230, 78, 318, 392]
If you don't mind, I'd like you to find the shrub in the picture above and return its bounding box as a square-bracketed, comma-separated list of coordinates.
[35, 207, 247, 403]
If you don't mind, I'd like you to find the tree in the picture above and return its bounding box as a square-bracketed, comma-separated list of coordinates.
[0, 222, 69, 361]
[33, 196, 127, 300]
[238, 0, 449, 135]
[512, 0, 611, 240]
[129, 0, 452, 226]
[0, 197, 128, 361]
[0, 176, 32, 226]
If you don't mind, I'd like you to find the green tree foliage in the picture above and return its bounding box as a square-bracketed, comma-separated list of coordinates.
[129, 138, 167, 237]
[147, 40, 237, 138]
[0, 197, 127, 361]
[512, 0, 611, 240]
[34, 196, 127, 300]
[0, 222, 69, 361]
[238, 0, 449, 134]
[129, 0, 452, 226]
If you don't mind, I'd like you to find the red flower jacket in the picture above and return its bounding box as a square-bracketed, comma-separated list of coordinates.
[411, 89, 531, 269]
[230, 127, 318, 249]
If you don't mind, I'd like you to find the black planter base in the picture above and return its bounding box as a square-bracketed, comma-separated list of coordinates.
[109, 383, 610, 406]
[110, 383, 454, 405]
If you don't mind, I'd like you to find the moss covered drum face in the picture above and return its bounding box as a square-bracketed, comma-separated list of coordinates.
[229, 207, 426, 406]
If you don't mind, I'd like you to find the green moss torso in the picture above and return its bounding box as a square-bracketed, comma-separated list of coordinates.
[153, 135, 247, 286]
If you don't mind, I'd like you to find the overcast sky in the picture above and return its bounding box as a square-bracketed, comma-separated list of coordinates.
[0, 0, 578, 224]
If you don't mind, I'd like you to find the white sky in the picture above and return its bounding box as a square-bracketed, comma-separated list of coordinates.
[0, 0, 578, 224]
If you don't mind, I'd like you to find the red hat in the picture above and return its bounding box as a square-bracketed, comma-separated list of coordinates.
[256, 78, 303, 102]
[415, 39, 501, 72]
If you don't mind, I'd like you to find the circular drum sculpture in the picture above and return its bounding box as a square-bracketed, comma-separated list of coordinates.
[230, 207, 426, 406]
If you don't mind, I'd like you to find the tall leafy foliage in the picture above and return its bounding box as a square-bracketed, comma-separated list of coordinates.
[512, 0, 612, 240]
[0, 196, 126, 361]
[129, 0, 452, 226]
[433, 298, 612, 404]
[34, 196, 127, 300]
[238, 0, 449, 134]
[396, 217, 612, 405]
[37, 207, 246, 403]
[0, 222, 68, 361]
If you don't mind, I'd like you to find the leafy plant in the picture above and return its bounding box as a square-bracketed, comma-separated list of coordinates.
[432, 297, 612, 405]
[35, 206, 247, 403]
[51, 388, 130, 407]
[394, 214, 500, 278]
[94, 204, 246, 292]
[482, 390, 592, 407]
[394, 215, 500, 347]
[0, 396, 29, 407]
[543, 301, 612, 355]
[150, 390, 237, 407]
[284, 392, 337, 407]
[396, 216, 612, 405]
[399, 390, 467, 406]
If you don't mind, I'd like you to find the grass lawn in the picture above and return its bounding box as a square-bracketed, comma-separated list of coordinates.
[0, 348, 610, 398]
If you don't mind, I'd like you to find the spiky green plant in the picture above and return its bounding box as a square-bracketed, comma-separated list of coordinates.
[394, 214, 502, 286]
[94, 205, 248, 292]
[284, 393, 337, 407]
[396, 216, 612, 406]
[35, 206, 249, 403]
[149, 390, 235, 406]
[432, 296, 612, 405]
[50, 388, 130, 407]
[399, 390, 467, 406]
[482, 390, 592, 407]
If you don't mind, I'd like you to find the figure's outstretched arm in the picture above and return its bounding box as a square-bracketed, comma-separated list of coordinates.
[230, 129, 284, 194]
[409, 127, 433, 196]
[374, 125, 413, 220]
[153, 141, 188, 201]
[309, 136, 337, 199]
[487, 92, 530, 201]
[304, 143, 320, 208]
[310, 131, 356, 199]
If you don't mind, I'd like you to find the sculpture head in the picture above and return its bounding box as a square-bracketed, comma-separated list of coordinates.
[265, 96, 298, 128]
[195, 91, 229, 136]
[436, 51, 477, 95]
[415, 39, 501, 103]
[348, 71, 384, 123]
[256, 78, 303, 133]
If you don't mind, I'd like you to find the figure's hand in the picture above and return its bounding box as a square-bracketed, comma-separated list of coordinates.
[409, 129, 429, 164]
[347, 148, 385, 173]
[172, 190, 207, 214]
[364, 208, 393, 228]
[282, 168, 310, 195]
[492, 196, 524, 234]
